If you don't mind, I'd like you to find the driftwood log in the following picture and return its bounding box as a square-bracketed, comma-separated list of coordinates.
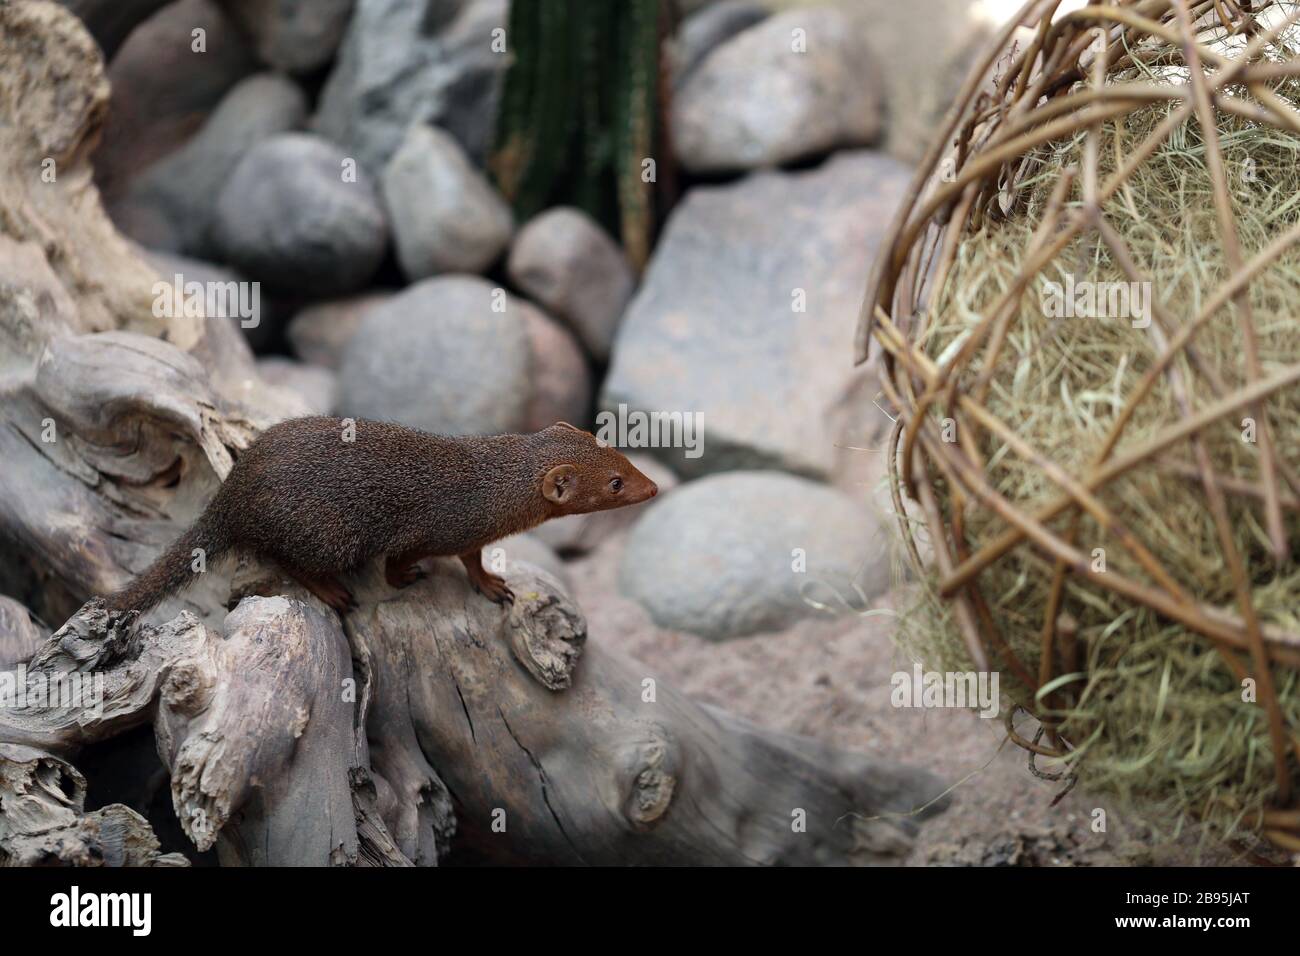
[1, 563, 948, 866]
[0, 1, 948, 866]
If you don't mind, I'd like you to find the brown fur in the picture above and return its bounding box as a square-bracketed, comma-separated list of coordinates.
[105, 417, 657, 612]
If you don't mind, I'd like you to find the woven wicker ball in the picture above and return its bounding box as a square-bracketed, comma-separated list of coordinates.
[859, 0, 1300, 849]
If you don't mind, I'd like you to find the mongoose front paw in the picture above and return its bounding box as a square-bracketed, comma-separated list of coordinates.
[474, 573, 515, 605]
[459, 550, 514, 605]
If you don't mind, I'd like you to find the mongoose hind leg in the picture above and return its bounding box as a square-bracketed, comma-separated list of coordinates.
[459, 550, 514, 605]
[285, 567, 355, 612]
[384, 550, 430, 590]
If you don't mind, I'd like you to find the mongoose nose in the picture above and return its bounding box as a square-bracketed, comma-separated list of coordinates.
[648, 482, 658, 498]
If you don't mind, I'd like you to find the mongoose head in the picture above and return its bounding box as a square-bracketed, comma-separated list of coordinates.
[537, 422, 659, 515]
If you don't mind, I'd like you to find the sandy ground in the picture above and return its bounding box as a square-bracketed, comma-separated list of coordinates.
[565, 520, 1251, 867]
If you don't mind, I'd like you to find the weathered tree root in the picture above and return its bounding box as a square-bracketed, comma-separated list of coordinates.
[1, 561, 948, 866]
[0, 742, 188, 867]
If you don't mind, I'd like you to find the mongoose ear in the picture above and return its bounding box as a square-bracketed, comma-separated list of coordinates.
[542, 464, 579, 504]
[552, 421, 602, 444]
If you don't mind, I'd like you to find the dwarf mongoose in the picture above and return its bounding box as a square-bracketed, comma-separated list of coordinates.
[105, 417, 658, 612]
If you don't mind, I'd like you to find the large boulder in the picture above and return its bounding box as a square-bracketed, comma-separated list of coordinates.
[618, 471, 890, 641]
[381, 123, 513, 280]
[224, 0, 355, 73]
[112, 73, 307, 256]
[94, 0, 259, 203]
[336, 275, 585, 436]
[314, 0, 509, 176]
[255, 357, 339, 416]
[56, 0, 173, 59]
[520, 306, 591, 432]
[672, 6, 883, 173]
[670, 0, 768, 86]
[506, 207, 634, 363]
[844, 0, 993, 164]
[286, 292, 394, 369]
[601, 150, 911, 480]
[210, 133, 388, 296]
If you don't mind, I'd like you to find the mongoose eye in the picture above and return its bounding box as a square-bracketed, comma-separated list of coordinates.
[610, 477, 623, 493]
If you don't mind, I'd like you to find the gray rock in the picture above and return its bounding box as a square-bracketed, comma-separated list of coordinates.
[224, 0, 355, 73]
[843, 0, 994, 165]
[671, 0, 768, 86]
[520, 305, 591, 433]
[336, 275, 532, 435]
[507, 207, 634, 362]
[672, 6, 883, 173]
[210, 133, 388, 296]
[96, 0, 259, 204]
[286, 292, 394, 369]
[314, 0, 509, 175]
[115, 74, 307, 257]
[381, 124, 513, 280]
[532, 454, 678, 557]
[256, 357, 339, 415]
[618, 471, 889, 641]
[57, 0, 174, 60]
[601, 150, 911, 480]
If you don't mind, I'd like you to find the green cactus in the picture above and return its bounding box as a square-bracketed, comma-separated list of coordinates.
[490, 0, 668, 272]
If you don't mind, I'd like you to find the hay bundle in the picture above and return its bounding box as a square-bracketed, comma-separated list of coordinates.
[859, 0, 1300, 850]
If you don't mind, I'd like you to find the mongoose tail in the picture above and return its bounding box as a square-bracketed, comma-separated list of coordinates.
[104, 517, 229, 613]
